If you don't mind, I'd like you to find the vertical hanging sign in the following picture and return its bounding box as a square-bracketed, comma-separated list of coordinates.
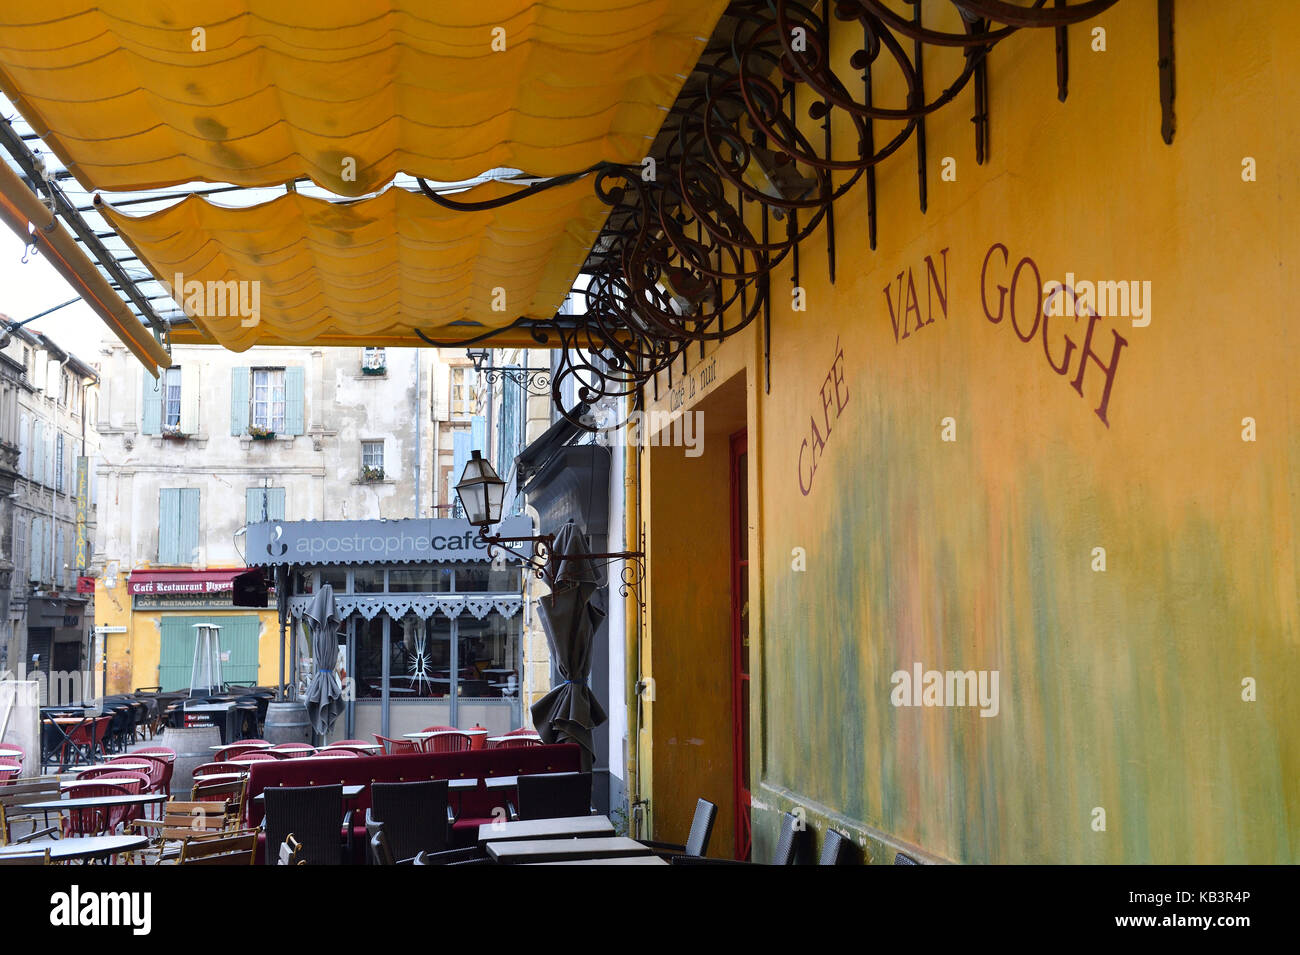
[74, 456, 89, 572]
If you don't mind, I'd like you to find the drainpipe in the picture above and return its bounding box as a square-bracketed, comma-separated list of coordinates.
[414, 352, 422, 517]
[625, 428, 643, 836]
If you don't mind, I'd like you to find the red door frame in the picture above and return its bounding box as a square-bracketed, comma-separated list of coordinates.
[729, 428, 751, 860]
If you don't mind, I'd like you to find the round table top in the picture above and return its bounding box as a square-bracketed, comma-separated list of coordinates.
[192, 772, 247, 783]
[325, 742, 381, 750]
[19, 792, 168, 811]
[0, 834, 150, 861]
[62, 777, 143, 789]
[0, 747, 23, 756]
[209, 742, 272, 750]
[100, 762, 152, 771]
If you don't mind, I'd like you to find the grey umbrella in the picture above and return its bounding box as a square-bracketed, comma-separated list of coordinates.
[530, 521, 608, 770]
[302, 583, 345, 736]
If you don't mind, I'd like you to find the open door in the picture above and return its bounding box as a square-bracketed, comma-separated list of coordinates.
[729, 428, 751, 860]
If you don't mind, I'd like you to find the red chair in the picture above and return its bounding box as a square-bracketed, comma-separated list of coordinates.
[313, 749, 361, 758]
[330, 739, 372, 746]
[424, 732, 472, 754]
[420, 726, 457, 734]
[62, 782, 130, 836]
[491, 736, 542, 749]
[240, 739, 270, 744]
[132, 747, 176, 796]
[214, 744, 269, 762]
[110, 753, 169, 791]
[506, 727, 539, 736]
[268, 743, 317, 758]
[231, 751, 278, 762]
[76, 765, 138, 781]
[192, 762, 249, 778]
[373, 734, 420, 755]
[0, 758, 21, 783]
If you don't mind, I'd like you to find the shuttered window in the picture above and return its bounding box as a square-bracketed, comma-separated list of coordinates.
[55, 433, 65, 493]
[158, 488, 201, 565]
[12, 511, 27, 583]
[497, 368, 523, 514]
[245, 487, 286, 524]
[17, 413, 27, 478]
[451, 430, 471, 519]
[141, 370, 163, 434]
[29, 516, 43, 582]
[233, 366, 304, 435]
[32, 421, 44, 485]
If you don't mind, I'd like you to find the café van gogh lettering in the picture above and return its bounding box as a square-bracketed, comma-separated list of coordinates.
[245, 517, 533, 565]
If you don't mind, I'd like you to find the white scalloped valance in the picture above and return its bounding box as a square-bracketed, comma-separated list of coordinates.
[289, 593, 522, 621]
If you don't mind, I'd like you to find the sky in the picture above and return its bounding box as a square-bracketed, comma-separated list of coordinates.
[0, 226, 111, 361]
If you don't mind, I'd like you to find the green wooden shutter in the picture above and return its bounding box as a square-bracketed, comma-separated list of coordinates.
[230, 367, 250, 435]
[158, 488, 179, 564]
[141, 371, 163, 434]
[284, 366, 304, 435]
[179, 488, 200, 565]
[158, 615, 262, 692]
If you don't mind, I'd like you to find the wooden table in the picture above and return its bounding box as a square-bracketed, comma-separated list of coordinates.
[486, 836, 653, 864]
[530, 856, 668, 866]
[478, 814, 614, 844]
[0, 834, 149, 862]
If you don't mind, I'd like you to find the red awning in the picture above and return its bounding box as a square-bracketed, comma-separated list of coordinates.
[126, 568, 251, 597]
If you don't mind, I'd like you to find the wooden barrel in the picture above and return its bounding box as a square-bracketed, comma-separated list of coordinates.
[264, 702, 312, 745]
[159, 724, 223, 798]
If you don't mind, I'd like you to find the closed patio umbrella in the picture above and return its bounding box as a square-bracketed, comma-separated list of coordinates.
[530, 521, 608, 770]
[303, 584, 345, 736]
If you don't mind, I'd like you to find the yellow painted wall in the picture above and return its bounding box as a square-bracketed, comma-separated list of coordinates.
[96, 579, 283, 694]
[639, 1, 1298, 863]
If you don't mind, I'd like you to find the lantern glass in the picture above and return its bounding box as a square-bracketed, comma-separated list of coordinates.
[455, 450, 506, 527]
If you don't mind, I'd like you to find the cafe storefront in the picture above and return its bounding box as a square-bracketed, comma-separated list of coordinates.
[246, 517, 533, 740]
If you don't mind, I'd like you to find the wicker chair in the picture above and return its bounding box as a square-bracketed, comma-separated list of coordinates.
[373, 734, 420, 755]
[62, 782, 130, 837]
[263, 785, 345, 865]
[512, 772, 592, 821]
[424, 732, 472, 754]
[366, 780, 450, 860]
[191, 761, 248, 778]
[312, 749, 361, 759]
[412, 846, 490, 866]
[639, 798, 717, 859]
[819, 828, 855, 865]
[490, 736, 541, 749]
[0, 759, 23, 784]
[214, 744, 268, 762]
[771, 811, 807, 865]
[368, 829, 396, 866]
[131, 747, 176, 795]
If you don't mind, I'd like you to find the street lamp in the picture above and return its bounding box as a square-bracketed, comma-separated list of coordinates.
[454, 450, 644, 579]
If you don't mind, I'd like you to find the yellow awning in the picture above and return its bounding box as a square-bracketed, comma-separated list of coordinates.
[0, 1, 723, 195]
[100, 179, 607, 351]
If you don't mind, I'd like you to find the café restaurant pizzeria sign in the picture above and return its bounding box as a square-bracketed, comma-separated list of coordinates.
[128, 569, 253, 610]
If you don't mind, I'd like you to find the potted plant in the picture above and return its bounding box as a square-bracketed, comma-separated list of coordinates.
[361, 363, 386, 376]
[248, 425, 276, 440]
[161, 424, 188, 440]
[361, 465, 385, 482]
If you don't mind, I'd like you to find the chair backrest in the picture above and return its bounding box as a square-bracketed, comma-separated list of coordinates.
[374, 735, 419, 755]
[819, 828, 854, 865]
[492, 736, 541, 749]
[771, 811, 806, 865]
[136, 799, 230, 840]
[178, 829, 258, 866]
[0, 776, 61, 843]
[192, 761, 248, 777]
[214, 744, 265, 762]
[263, 785, 344, 866]
[134, 747, 177, 761]
[314, 749, 361, 758]
[0, 762, 20, 784]
[515, 772, 592, 821]
[369, 779, 449, 859]
[684, 798, 718, 857]
[419, 726, 456, 734]
[75, 765, 129, 781]
[111, 754, 168, 790]
[425, 732, 471, 754]
[0, 847, 49, 865]
[62, 782, 131, 836]
[232, 752, 278, 762]
[240, 739, 270, 744]
[368, 829, 395, 866]
[505, 727, 536, 736]
[894, 851, 919, 865]
[330, 740, 371, 746]
[268, 743, 316, 756]
[190, 778, 247, 829]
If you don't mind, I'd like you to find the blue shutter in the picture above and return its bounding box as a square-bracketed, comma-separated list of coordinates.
[230, 367, 250, 435]
[246, 487, 285, 523]
[29, 517, 42, 582]
[17, 414, 27, 477]
[158, 489, 178, 564]
[141, 371, 162, 434]
[32, 422, 44, 485]
[284, 366, 304, 435]
[179, 488, 200, 565]
[470, 414, 486, 452]
[245, 488, 260, 524]
[56, 526, 65, 588]
[268, 487, 286, 520]
[452, 430, 470, 517]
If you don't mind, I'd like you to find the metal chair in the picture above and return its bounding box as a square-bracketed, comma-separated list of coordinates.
[131, 747, 176, 796]
[262, 785, 345, 865]
[819, 828, 855, 865]
[373, 734, 420, 755]
[639, 798, 717, 859]
[512, 772, 592, 821]
[62, 782, 131, 837]
[367, 780, 450, 860]
[368, 829, 396, 866]
[312, 749, 361, 758]
[424, 732, 472, 754]
[491, 736, 541, 749]
[771, 811, 807, 865]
